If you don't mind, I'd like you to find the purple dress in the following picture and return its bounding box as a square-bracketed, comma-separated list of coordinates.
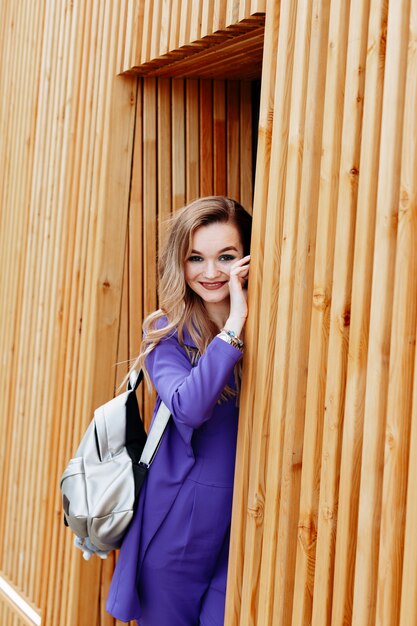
[106, 319, 243, 625]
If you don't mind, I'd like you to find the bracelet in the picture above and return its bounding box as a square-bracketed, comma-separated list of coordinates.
[218, 328, 244, 350]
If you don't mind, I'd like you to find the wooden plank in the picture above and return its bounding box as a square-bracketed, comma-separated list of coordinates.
[64, 4, 115, 624]
[169, 0, 181, 52]
[148, 28, 265, 79]
[199, 80, 214, 195]
[126, 77, 144, 408]
[46, 2, 102, 620]
[226, 0, 240, 27]
[179, 0, 192, 48]
[157, 79, 172, 251]
[7, 0, 63, 591]
[399, 342, 417, 626]
[28, 0, 78, 604]
[129, 0, 145, 69]
[115, 240, 130, 389]
[186, 79, 200, 202]
[227, 81, 240, 199]
[239, 81, 253, 211]
[330, 1, 386, 624]
[272, 1, 331, 623]
[251, 0, 267, 14]
[213, 80, 227, 195]
[225, 0, 280, 623]
[171, 78, 186, 211]
[159, 0, 172, 56]
[190, 0, 203, 41]
[214, 0, 227, 31]
[143, 77, 158, 425]
[201, 0, 215, 38]
[374, 2, 416, 623]
[351, 0, 410, 623]
[292, 0, 351, 623]
[0, 0, 41, 575]
[398, 11, 417, 626]
[141, 0, 154, 64]
[150, 0, 162, 61]
[256, 1, 310, 624]
[67, 2, 136, 622]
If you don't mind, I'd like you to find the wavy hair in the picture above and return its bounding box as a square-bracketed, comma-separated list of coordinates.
[120, 196, 252, 394]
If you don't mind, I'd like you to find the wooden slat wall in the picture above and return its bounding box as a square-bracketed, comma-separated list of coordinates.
[0, 0, 137, 625]
[2, 0, 417, 625]
[121, 0, 266, 73]
[226, 0, 417, 625]
[111, 76, 254, 626]
[116, 76, 254, 432]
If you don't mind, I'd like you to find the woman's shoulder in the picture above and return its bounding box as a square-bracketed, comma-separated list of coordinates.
[149, 313, 196, 348]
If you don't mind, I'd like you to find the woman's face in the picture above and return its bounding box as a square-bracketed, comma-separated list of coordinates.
[184, 221, 244, 307]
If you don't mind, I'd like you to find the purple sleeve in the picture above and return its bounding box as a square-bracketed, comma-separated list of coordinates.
[145, 334, 242, 430]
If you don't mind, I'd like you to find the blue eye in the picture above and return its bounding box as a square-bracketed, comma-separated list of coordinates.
[219, 255, 236, 262]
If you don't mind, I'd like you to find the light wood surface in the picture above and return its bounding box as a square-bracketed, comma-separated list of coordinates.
[1, 0, 417, 625]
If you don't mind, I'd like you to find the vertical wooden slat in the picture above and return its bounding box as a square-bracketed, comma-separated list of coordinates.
[201, 0, 215, 38]
[0, 0, 44, 576]
[159, 0, 172, 56]
[172, 78, 186, 211]
[399, 344, 417, 626]
[227, 81, 240, 200]
[234, 2, 294, 625]
[28, 0, 77, 604]
[169, 0, 181, 52]
[331, 1, 386, 623]
[273, 1, 331, 623]
[190, 0, 203, 41]
[213, 80, 227, 195]
[292, 0, 350, 623]
[226, 0, 280, 623]
[143, 78, 158, 317]
[142, 76, 159, 427]
[186, 79, 200, 202]
[179, 0, 192, 48]
[247, 5, 306, 626]
[128, 78, 144, 416]
[398, 11, 417, 625]
[226, 0, 240, 27]
[150, 0, 162, 61]
[213, 0, 227, 31]
[239, 81, 253, 211]
[374, 2, 416, 622]
[157, 79, 172, 253]
[199, 80, 214, 196]
[352, 0, 410, 623]
[47, 0, 103, 619]
[6, 0, 64, 588]
[141, 0, 153, 64]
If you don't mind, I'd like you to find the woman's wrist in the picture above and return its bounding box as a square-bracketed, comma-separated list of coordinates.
[223, 317, 245, 338]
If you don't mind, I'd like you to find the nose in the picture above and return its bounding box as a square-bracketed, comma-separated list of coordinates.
[203, 260, 221, 279]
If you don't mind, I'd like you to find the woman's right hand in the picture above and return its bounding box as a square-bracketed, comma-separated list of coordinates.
[225, 254, 250, 336]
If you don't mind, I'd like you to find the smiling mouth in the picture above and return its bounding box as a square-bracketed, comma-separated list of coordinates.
[199, 282, 227, 290]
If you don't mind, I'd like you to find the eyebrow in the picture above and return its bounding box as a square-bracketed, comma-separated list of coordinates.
[190, 246, 238, 254]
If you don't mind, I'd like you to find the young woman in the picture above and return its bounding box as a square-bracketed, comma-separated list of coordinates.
[107, 196, 252, 626]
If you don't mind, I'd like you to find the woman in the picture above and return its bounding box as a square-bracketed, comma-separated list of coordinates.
[107, 196, 252, 625]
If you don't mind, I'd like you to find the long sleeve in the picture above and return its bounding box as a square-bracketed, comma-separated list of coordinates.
[145, 331, 242, 431]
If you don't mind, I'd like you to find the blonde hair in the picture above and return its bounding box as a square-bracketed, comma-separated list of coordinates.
[120, 196, 252, 394]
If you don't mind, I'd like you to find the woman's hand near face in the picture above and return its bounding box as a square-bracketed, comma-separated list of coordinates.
[225, 254, 250, 337]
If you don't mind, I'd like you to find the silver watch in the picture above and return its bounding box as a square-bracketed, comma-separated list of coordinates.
[217, 329, 244, 350]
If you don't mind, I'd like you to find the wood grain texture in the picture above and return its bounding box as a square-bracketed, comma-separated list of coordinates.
[2, 1, 417, 625]
[352, 0, 410, 623]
